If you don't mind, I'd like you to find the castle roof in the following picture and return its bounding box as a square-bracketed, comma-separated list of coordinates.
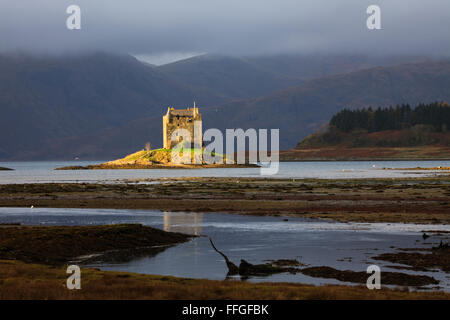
[167, 107, 199, 117]
[170, 109, 195, 116]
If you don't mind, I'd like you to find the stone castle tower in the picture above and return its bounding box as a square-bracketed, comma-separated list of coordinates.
[163, 104, 202, 149]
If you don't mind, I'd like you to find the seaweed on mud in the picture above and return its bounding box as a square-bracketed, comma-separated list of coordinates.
[0, 224, 192, 265]
[372, 242, 450, 273]
[209, 238, 441, 286]
[300, 266, 439, 287]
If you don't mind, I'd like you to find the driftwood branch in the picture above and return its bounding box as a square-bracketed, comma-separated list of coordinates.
[209, 237, 299, 278]
[209, 237, 239, 275]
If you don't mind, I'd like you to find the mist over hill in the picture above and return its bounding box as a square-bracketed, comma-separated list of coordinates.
[156, 53, 432, 98]
[156, 54, 299, 100]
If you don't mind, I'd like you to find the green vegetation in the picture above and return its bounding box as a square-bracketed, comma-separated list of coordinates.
[119, 149, 172, 163]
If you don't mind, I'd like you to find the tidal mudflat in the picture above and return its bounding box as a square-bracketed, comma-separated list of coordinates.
[0, 177, 449, 224]
[0, 173, 449, 299]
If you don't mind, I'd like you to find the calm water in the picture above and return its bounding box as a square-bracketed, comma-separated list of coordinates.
[0, 160, 449, 183]
[0, 207, 449, 291]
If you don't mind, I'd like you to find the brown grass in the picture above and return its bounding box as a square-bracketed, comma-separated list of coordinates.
[0, 260, 449, 300]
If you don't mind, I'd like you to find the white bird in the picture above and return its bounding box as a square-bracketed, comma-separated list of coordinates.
[30, 205, 34, 209]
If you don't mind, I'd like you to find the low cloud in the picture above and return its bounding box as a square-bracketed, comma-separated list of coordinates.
[1, 0, 449, 57]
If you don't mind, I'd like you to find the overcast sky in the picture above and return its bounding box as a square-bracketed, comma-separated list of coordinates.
[1, 0, 449, 64]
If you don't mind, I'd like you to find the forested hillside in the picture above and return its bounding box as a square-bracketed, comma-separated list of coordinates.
[281, 102, 450, 160]
[330, 102, 450, 133]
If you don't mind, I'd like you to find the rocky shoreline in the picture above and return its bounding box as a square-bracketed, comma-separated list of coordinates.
[55, 148, 259, 170]
[56, 163, 259, 170]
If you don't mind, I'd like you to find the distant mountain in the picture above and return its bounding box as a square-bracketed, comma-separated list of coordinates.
[157, 54, 300, 100]
[202, 61, 450, 149]
[23, 115, 162, 160]
[244, 54, 432, 81]
[0, 52, 222, 160]
[156, 53, 432, 100]
[1, 52, 450, 160]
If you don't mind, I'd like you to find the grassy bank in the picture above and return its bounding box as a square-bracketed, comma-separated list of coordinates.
[0, 224, 191, 265]
[1, 260, 449, 300]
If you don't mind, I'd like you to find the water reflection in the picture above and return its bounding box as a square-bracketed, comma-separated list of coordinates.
[0, 207, 448, 290]
[163, 211, 203, 235]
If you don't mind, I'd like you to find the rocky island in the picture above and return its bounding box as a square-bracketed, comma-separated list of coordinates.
[57, 106, 259, 170]
[56, 148, 259, 170]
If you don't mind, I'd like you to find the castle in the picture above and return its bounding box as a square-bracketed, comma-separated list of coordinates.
[162, 104, 202, 149]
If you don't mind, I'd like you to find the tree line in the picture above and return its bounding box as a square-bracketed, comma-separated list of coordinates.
[329, 102, 450, 133]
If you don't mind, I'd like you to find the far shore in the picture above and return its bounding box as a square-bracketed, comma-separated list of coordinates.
[280, 145, 450, 161]
[383, 166, 450, 171]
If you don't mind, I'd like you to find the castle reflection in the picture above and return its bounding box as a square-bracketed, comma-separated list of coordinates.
[163, 212, 203, 235]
